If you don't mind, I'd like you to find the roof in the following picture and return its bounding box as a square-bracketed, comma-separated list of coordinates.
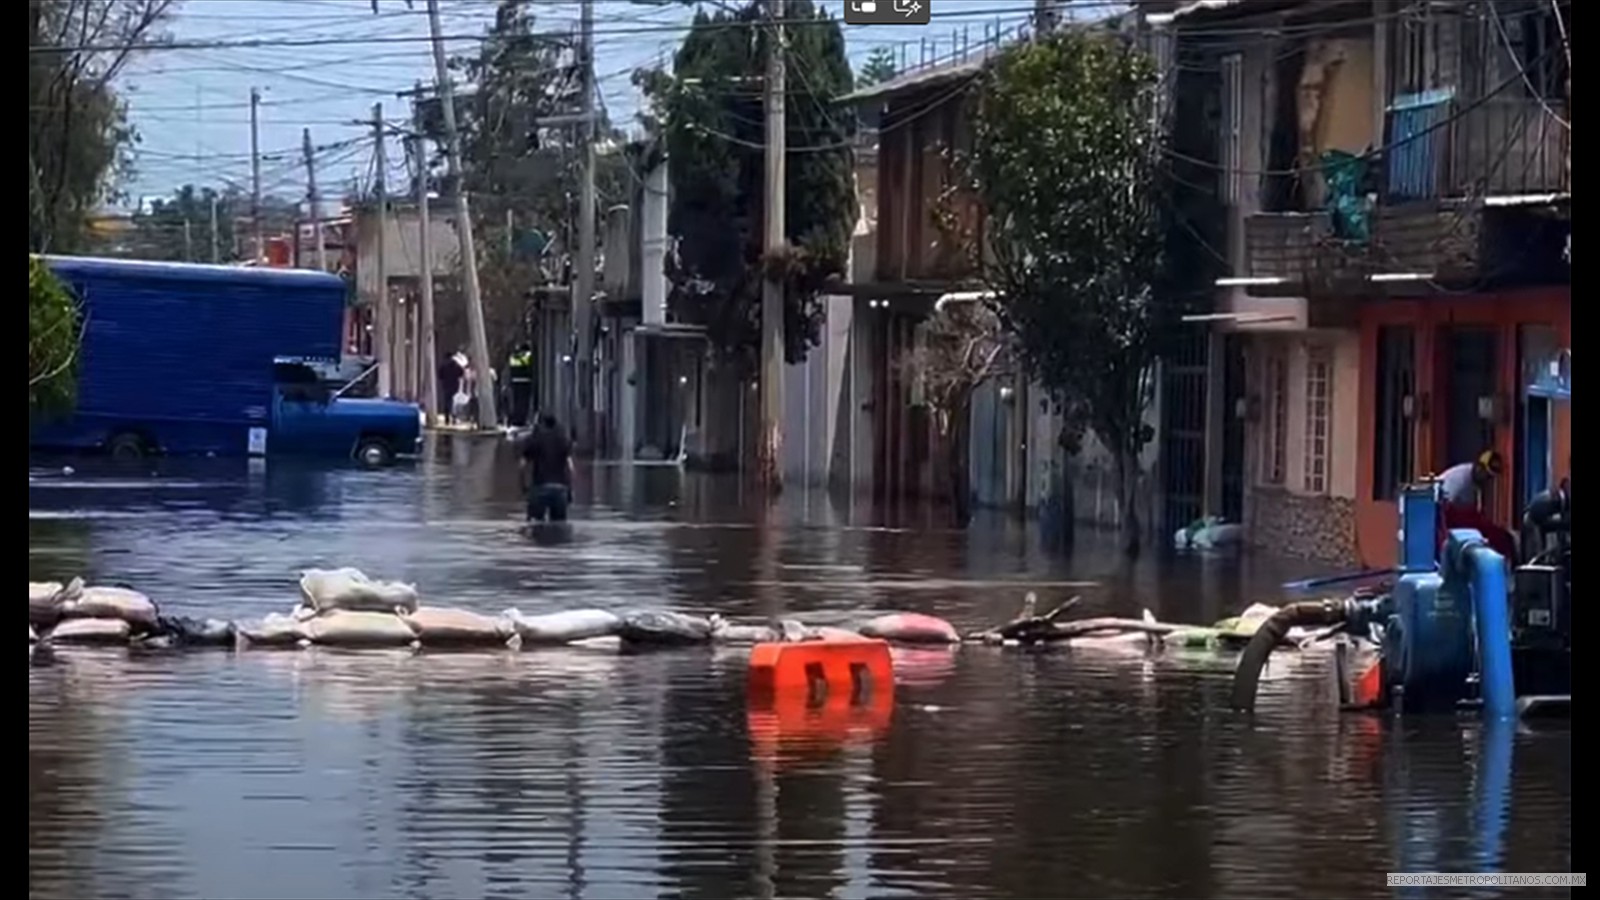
[40, 255, 347, 289]
[839, 56, 984, 105]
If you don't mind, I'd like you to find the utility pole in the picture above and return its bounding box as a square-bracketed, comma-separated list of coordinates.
[426, 0, 497, 426]
[759, 0, 786, 491]
[573, 0, 597, 452]
[1034, 0, 1059, 34]
[249, 87, 263, 262]
[372, 103, 392, 398]
[183, 218, 193, 262]
[209, 194, 220, 263]
[413, 132, 439, 423]
[303, 127, 328, 272]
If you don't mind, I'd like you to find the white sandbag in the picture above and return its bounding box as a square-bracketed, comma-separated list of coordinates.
[708, 614, 779, 644]
[236, 612, 310, 648]
[400, 607, 517, 647]
[857, 612, 961, 645]
[505, 608, 622, 644]
[298, 568, 419, 614]
[49, 617, 132, 644]
[65, 586, 159, 629]
[304, 610, 419, 648]
[29, 577, 84, 627]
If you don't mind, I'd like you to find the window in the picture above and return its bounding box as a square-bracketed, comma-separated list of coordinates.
[1373, 326, 1416, 501]
[1219, 53, 1243, 207]
[1261, 349, 1288, 486]
[1303, 346, 1333, 495]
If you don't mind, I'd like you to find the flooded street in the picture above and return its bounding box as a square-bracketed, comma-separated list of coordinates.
[29, 439, 1571, 900]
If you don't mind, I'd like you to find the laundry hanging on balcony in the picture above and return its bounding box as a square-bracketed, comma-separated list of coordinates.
[1320, 149, 1372, 243]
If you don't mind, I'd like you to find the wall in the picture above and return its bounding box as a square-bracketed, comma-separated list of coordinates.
[352, 206, 460, 303]
[1241, 328, 1362, 565]
[874, 87, 980, 284]
[1354, 287, 1572, 569]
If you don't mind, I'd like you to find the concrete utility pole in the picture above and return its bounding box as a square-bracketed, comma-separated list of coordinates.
[413, 132, 439, 423]
[183, 218, 193, 262]
[759, 0, 787, 491]
[573, 0, 598, 452]
[209, 194, 220, 263]
[249, 87, 263, 262]
[426, 0, 497, 426]
[302, 127, 328, 272]
[372, 104, 393, 398]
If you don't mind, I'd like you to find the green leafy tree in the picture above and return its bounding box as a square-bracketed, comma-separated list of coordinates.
[969, 29, 1194, 554]
[639, 0, 856, 369]
[856, 45, 898, 88]
[441, 0, 629, 362]
[29, 257, 83, 419]
[29, 0, 174, 253]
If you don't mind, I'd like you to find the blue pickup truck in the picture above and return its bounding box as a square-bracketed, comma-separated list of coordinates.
[31, 256, 422, 467]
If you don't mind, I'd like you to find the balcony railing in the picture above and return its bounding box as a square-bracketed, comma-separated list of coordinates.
[1384, 90, 1569, 202]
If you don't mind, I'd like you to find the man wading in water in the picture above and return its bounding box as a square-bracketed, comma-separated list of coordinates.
[521, 414, 574, 523]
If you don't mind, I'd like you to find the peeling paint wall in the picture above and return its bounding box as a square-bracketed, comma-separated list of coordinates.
[1296, 36, 1376, 208]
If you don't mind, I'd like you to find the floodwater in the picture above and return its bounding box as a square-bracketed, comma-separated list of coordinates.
[28, 438, 1572, 900]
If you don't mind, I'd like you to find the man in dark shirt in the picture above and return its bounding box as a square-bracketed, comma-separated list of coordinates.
[520, 413, 573, 522]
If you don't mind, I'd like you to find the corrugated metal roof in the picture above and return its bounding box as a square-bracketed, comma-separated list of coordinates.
[838, 57, 984, 105]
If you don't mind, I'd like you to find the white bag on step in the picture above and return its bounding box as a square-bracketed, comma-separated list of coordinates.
[30, 577, 84, 627]
[65, 586, 159, 629]
[401, 607, 518, 647]
[49, 618, 132, 644]
[305, 610, 419, 647]
[504, 608, 622, 644]
[236, 612, 310, 647]
[299, 568, 420, 614]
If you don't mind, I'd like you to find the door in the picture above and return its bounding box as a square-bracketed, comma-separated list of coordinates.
[1219, 333, 1247, 522]
[1443, 327, 1498, 468]
[1160, 331, 1209, 535]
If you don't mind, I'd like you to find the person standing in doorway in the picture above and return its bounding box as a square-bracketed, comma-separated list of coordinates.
[521, 413, 574, 523]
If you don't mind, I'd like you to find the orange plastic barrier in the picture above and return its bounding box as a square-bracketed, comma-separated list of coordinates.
[747, 638, 894, 699]
[1354, 661, 1383, 708]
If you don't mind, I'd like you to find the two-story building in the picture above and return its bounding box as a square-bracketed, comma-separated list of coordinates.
[1159, 0, 1570, 566]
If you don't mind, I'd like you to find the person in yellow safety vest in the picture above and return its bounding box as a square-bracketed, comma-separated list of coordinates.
[506, 344, 535, 428]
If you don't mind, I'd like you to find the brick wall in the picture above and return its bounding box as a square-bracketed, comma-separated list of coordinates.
[1246, 486, 1358, 566]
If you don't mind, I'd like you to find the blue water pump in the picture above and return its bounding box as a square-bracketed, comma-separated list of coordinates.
[1344, 483, 1518, 719]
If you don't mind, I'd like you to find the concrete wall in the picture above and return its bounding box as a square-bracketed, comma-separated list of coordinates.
[353, 205, 460, 303]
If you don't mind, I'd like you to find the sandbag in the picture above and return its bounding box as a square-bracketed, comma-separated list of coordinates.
[65, 586, 159, 630]
[807, 626, 874, 643]
[298, 568, 419, 615]
[401, 607, 517, 647]
[157, 615, 236, 647]
[29, 625, 39, 643]
[236, 612, 310, 648]
[618, 610, 713, 646]
[505, 608, 622, 644]
[304, 610, 419, 647]
[708, 614, 779, 644]
[857, 612, 961, 645]
[29, 577, 84, 627]
[49, 617, 132, 645]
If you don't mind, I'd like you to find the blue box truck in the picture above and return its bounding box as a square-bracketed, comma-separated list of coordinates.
[31, 256, 422, 467]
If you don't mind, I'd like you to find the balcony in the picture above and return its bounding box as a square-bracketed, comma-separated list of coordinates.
[1241, 92, 1568, 297]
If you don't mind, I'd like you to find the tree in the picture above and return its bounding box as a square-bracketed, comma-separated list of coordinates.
[30, 257, 83, 420]
[444, 0, 629, 364]
[968, 28, 1192, 554]
[856, 45, 898, 88]
[117, 185, 246, 262]
[639, 0, 856, 370]
[899, 301, 1009, 526]
[29, 0, 174, 253]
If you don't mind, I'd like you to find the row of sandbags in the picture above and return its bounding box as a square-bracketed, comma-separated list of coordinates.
[29, 567, 965, 652]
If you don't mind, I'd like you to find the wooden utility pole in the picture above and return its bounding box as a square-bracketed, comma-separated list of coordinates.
[759, 0, 786, 491]
[249, 87, 263, 262]
[573, 0, 598, 451]
[413, 132, 439, 422]
[303, 127, 328, 272]
[372, 104, 393, 398]
[426, 0, 497, 426]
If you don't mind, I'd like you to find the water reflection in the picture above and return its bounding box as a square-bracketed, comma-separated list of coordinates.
[27, 443, 1571, 899]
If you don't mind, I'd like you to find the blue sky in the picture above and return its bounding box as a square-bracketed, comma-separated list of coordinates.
[121, 0, 1044, 207]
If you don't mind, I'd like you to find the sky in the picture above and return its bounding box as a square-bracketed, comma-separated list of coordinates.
[120, 0, 1051, 209]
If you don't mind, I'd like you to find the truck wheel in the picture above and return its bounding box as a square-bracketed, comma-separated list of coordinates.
[106, 432, 148, 461]
[355, 438, 394, 468]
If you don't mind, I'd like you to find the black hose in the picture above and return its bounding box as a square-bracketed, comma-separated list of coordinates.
[1229, 599, 1352, 712]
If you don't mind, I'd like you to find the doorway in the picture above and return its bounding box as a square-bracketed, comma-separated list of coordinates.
[1443, 327, 1499, 469]
[1219, 333, 1247, 522]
